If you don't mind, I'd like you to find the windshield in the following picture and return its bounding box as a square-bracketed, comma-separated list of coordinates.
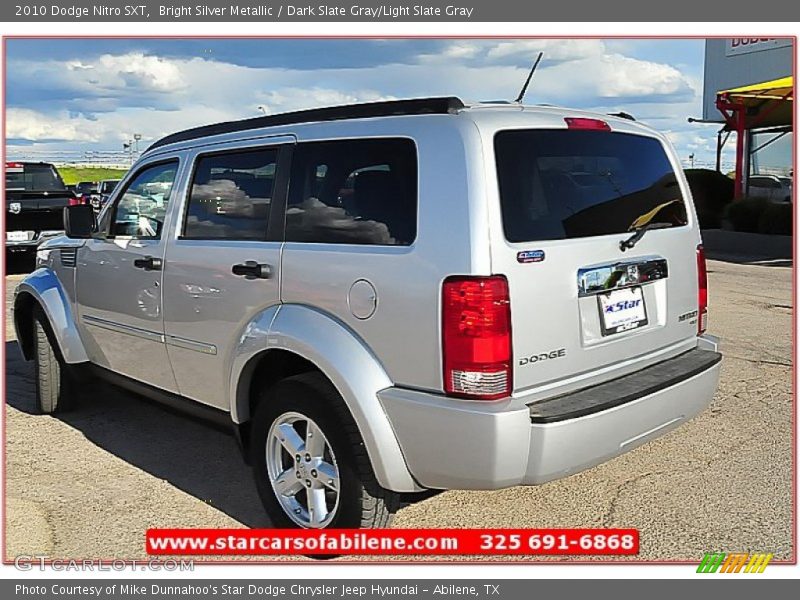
[5, 163, 67, 192]
[494, 129, 688, 242]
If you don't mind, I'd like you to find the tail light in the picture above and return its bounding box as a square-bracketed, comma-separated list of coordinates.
[697, 244, 708, 335]
[442, 275, 512, 400]
[564, 117, 611, 131]
[68, 195, 85, 206]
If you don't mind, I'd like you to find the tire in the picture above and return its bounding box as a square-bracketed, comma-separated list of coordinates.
[32, 306, 73, 414]
[251, 372, 400, 529]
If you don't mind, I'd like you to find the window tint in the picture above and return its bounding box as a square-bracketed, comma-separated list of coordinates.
[111, 162, 178, 239]
[495, 130, 688, 242]
[286, 139, 417, 245]
[184, 149, 277, 240]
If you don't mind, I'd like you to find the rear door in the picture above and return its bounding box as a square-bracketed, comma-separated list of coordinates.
[489, 125, 702, 395]
[161, 138, 292, 410]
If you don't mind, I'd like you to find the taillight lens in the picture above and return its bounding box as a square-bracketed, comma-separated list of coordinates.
[697, 244, 708, 335]
[442, 275, 512, 400]
[564, 117, 611, 131]
[68, 195, 84, 206]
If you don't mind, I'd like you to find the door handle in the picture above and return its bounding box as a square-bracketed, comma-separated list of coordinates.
[232, 261, 272, 279]
[133, 256, 163, 271]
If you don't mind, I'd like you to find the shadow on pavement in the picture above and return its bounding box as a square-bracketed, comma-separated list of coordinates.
[4, 341, 272, 528]
[701, 229, 793, 266]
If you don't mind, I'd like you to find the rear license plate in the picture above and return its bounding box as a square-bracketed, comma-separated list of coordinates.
[6, 230, 32, 242]
[598, 287, 647, 335]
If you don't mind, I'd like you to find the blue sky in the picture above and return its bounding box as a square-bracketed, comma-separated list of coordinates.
[5, 38, 730, 167]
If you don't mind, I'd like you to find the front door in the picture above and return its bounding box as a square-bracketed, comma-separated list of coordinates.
[76, 159, 183, 392]
[162, 139, 291, 410]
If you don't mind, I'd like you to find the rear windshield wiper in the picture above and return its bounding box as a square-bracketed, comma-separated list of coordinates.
[619, 222, 671, 252]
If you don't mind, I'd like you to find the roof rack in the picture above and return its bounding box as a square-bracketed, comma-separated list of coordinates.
[148, 96, 465, 151]
[608, 111, 636, 121]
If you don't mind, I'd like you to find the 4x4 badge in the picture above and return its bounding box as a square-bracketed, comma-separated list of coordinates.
[517, 249, 545, 263]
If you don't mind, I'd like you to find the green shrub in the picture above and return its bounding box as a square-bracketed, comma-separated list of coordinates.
[684, 169, 734, 229]
[757, 202, 793, 235]
[723, 198, 767, 233]
[723, 197, 793, 235]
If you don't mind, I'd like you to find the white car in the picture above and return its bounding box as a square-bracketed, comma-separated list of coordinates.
[749, 174, 792, 203]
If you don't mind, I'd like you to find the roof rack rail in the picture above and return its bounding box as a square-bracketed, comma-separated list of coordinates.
[148, 96, 466, 151]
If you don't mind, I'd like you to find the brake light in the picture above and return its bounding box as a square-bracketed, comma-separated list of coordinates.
[6, 162, 23, 169]
[564, 117, 611, 131]
[697, 244, 708, 335]
[68, 195, 85, 206]
[442, 275, 512, 400]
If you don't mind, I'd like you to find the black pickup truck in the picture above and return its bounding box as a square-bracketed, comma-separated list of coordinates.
[5, 162, 78, 260]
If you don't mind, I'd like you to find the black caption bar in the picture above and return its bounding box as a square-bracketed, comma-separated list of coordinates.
[5, 0, 800, 21]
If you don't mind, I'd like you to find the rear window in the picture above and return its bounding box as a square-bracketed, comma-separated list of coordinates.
[285, 138, 417, 246]
[99, 180, 119, 194]
[5, 163, 66, 192]
[494, 130, 688, 242]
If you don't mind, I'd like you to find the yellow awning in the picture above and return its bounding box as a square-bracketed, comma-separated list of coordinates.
[719, 76, 793, 102]
[717, 76, 793, 129]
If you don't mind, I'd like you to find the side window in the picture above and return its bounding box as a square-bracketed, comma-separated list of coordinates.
[184, 148, 278, 240]
[286, 138, 417, 245]
[110, 161, 178, 239]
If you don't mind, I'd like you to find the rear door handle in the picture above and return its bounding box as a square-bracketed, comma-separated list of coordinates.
[232, 261, 272, 279]
[133, 256, 163, 271]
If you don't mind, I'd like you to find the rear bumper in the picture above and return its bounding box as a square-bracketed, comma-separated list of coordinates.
[378, 336, 721, 490]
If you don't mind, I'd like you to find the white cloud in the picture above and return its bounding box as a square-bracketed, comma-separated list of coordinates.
[256, 87, 393, 114]
[6, 108, 101, 143]
[92, 53, 188, 92]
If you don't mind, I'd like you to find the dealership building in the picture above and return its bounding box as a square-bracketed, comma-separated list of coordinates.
[701, 38, 793, 199]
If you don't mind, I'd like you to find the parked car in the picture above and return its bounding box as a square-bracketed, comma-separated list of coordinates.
[5, 161, 79, 261]
[95, 179, 121, 211]
[73, 181, 99, 207]
[748, 174, 792, 203]
[13, 97, 721, 530]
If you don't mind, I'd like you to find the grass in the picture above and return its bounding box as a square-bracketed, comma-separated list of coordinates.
[57, 166, 128, 185]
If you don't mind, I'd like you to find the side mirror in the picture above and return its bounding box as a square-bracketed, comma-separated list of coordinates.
[63, 204, 96, 239]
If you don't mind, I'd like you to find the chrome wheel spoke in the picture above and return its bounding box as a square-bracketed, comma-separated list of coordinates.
[267, 412, 340, 528]
[306, 487, 328, 526]
[273, 469, 304, 497]
[275, 422, 305, 456]
[316, 461, 339, 492]
[305, 419, 325, 457]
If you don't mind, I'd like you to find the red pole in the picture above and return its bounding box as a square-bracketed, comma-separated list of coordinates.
[716, 94, 747, 199]
[734, 106, 746, 199]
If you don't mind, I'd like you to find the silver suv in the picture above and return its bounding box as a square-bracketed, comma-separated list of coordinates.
[13, 97, 721, 529]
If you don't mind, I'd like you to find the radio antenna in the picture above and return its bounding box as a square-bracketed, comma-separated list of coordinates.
[514, 52, 544, 104]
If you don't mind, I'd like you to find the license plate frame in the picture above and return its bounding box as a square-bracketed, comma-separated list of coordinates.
[598, 286, 648, 336]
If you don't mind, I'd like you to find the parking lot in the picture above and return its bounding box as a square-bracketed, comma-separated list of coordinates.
[3, 235, 794, 562]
